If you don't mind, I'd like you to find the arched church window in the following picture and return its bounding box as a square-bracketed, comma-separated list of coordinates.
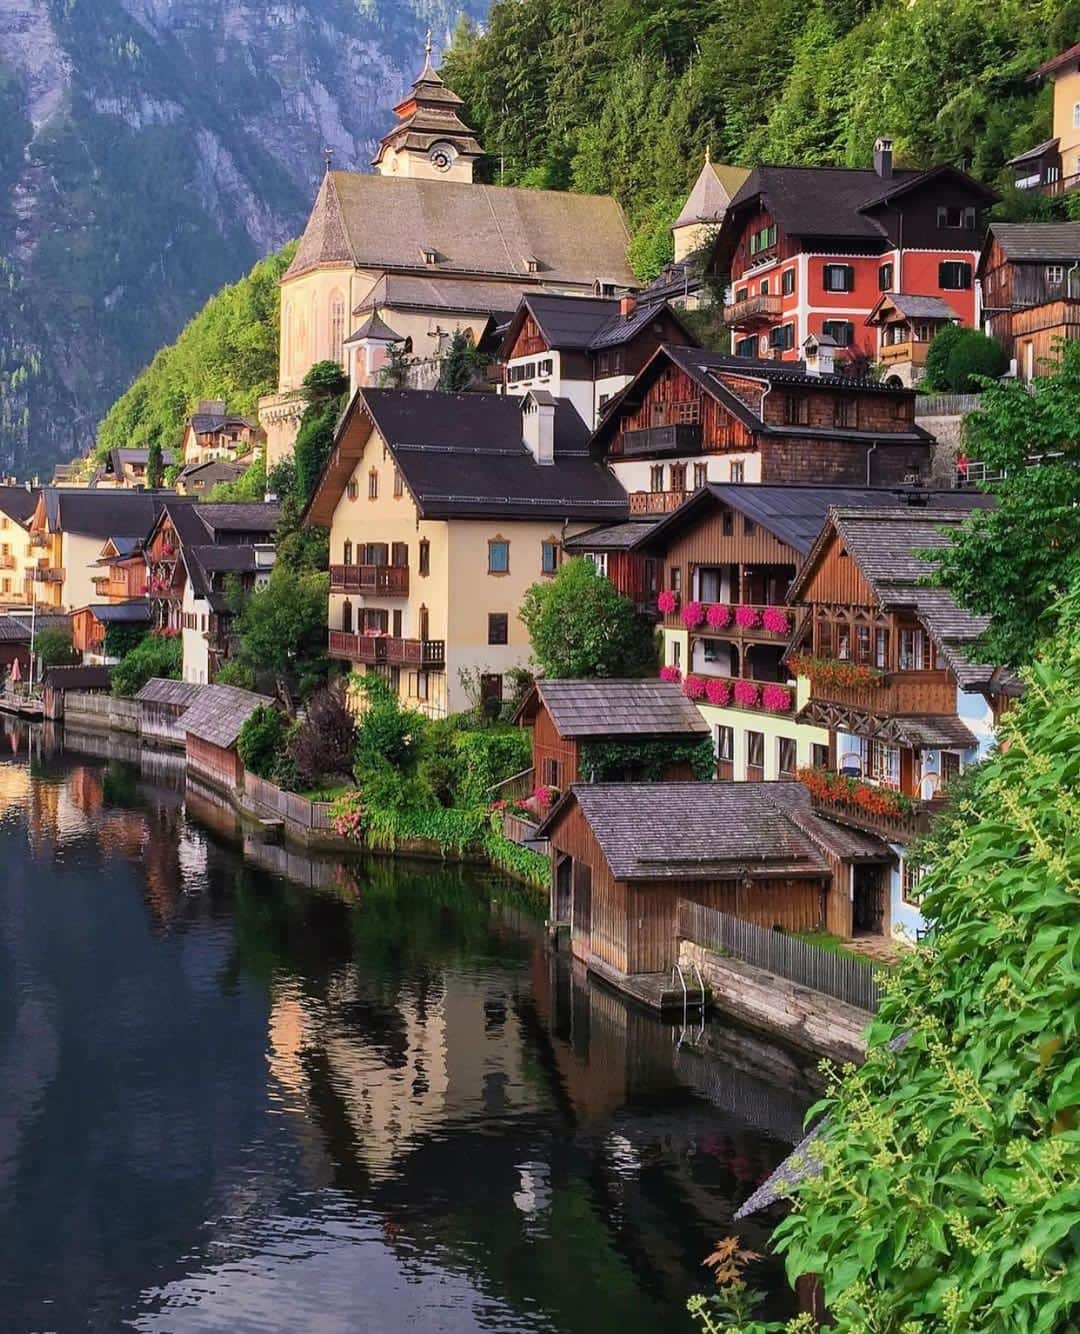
[330, 291, 346, 367]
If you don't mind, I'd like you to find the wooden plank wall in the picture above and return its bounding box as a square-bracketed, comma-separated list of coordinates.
[186, 735, 242, 790]
[532, 702, 580, 787]
[546, 801, 627, 972]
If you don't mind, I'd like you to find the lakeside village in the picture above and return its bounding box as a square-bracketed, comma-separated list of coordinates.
[2, 37, 1079, 1327]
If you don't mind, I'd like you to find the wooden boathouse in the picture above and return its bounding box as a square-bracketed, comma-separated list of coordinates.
[181, 683, 275, 790]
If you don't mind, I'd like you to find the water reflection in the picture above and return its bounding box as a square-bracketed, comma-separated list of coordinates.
[0, 727, 812, 1333]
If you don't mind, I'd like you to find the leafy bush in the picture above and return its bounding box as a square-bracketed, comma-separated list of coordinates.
[942, 328, 1009, 392]
[111, 634, 180, 697]
[35, 627, 78, 668]
[207, 452, 266, 502]
[103, 621, 148, 660]
[237, 704, 287, 780]
[213, 659, 255, 690]
[288, 681, 357, 786]
[353, 673, 426, 776]
[231, 565, 329, 698]
[580, 735, 715, 782]
[920, 323, 966, 392]
[453, 728, 532, 807]
[294, 360, 348, 506]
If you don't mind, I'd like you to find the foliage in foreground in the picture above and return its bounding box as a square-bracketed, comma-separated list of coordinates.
[694, 589, 1080, 1332]
[111, 633, 181, 697]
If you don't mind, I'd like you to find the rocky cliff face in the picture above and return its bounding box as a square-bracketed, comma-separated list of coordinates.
[0, 0, 486, 477]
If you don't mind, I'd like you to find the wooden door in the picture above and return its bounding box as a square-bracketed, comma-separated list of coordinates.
[555, 854, 572, 923]
[853, 864, 886, 936]
[572, 861, 592, 959]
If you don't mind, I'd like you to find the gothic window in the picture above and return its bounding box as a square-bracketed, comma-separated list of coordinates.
[330, 291, 346, 367]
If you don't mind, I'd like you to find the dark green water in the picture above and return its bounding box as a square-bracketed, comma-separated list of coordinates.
[0, 721, 813, 1333]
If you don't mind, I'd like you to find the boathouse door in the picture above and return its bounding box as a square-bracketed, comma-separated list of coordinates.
[554, 854, 572, 923]
[572, 862, 592, 959]
[852, 863, 886, 936]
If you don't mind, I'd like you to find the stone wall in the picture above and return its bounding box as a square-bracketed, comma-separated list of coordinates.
[63, 692, 141, 734]
[679, 939, 871, 1064]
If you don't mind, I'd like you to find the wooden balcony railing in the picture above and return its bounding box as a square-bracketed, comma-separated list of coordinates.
[682, 603, 794, 639]
[1040, 172, 1080, 198]
[722, 292, 782, 326]
[33, 567, 64, 583]
[683, 671, 795, 717]
[328, 631, 445, 667]
[629, 489, 688, 515]
[329, 564, 409, 596]
[620, 423, 702, 457]
[30, 532, 49, 548]
[801, 666, 956, 716]
[880, 340, 930, 367]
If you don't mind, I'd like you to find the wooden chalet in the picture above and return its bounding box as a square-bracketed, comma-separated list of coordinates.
[181, 683, 274, 790]
[135, 677, 203, 747]
[91, 537, 148, 603]
[40, 664, 112, 719]
[181, 400, 260, 466]
[978, 222, 1080, 381]
[591, 344, 933, 518]
[864, 293, 960, 387]
[562, 521, 661, 614]
[535, 782, 890, 983]
[70, 600, 151, 661]
[514, 678, 710, 791]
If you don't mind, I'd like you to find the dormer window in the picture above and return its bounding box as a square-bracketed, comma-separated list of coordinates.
[421, 247, 438, 265]
[525, 256, 542, 274]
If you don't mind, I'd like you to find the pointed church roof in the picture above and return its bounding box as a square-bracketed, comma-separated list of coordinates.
[673, 155, 750, 229]
[285, 169, 355, 274]
[372, 38, 483, 169]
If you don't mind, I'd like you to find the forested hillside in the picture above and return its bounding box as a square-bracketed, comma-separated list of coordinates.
[444, 0, 1080, 276]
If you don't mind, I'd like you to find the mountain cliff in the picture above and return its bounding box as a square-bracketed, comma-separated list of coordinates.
[0, 0, 486, 478]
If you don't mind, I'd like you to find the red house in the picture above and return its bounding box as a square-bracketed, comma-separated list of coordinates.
[710, 139, 997, 373]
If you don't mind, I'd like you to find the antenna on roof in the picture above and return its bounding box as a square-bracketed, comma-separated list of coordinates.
[323, 146, 334, 174]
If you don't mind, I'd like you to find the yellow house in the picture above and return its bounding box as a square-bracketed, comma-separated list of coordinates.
[304, 388, 627, 718]
[261, 50, 636, 469]
[1010, 42, 1080, 191]
[0, 485, 41, 608]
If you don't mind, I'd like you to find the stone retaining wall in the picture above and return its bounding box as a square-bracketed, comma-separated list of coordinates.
[63, 692, 141, 734]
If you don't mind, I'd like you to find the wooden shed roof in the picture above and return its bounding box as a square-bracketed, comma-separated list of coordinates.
[180, 684, 274, 749]
[517, 679, 710, 739]
[135, 677, 204, 708]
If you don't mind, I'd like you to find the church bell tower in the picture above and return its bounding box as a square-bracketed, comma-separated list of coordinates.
[372, 33, 483, 183]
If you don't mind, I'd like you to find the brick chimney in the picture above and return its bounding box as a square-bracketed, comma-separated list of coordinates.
[873, 136, 894, 179]
[620, 294, 636, 319]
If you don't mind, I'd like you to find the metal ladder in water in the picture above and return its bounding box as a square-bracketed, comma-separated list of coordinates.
[671, 960, 706, 1048]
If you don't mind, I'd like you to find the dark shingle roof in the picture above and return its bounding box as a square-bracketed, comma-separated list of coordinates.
[43, 488, 172, 540]
[181, 684, 274, 749]
[345, 311, 404, 344]
[537, 781, 886, 880]
[41, 665, 112, 691]
[108, 447, 176, 473]
[86, 600, 152, 624]
[0, 486, 39, 525]
[188, 412, 257, 434]
[509, 293, 618, 350]
[0, 619, 31, 642]
[135, 677, 204, 708]
[1006, 138, 1059, 167]
[354, 273, 521, 319]
[875, 293, 960, 321]
[563, 520, 659, 551]
[195, 503, 279, 535]
[985, 221, 1080, 262]
[525, 679, 710, 739]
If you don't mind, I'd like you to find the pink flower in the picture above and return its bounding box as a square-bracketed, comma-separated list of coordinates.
[704, 677, 731, 706]
[762, 607, 791, 635]
[735, 604, 761, 629]
[706, 603, 732, 629]
[657, 590, 678, 614]
[659, 665, 682, 684]
[683, 673, 706, 700]
[762, 684, 793, 712]
[533, 785, 553, 810]
[733, 679, 759, 707]
[681, 600, 705, 629]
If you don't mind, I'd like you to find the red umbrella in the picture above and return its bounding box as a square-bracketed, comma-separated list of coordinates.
[10, 656, 21, 684]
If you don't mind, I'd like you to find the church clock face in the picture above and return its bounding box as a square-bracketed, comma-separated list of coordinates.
[428, 142, 455, 173]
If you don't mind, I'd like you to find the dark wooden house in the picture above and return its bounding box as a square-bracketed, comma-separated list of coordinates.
[515, 678, 710, 791]
[535, 781, 889, 981]
[978, 222, 1080, 380]
[181, 683, 274, 790]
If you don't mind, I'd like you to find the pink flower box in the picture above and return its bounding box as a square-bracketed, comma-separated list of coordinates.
[704, 677, 731, 706]
[735, 604, 761, 629]
[683, 673, 706, 700]
[762, 607, 791, 635]
[659, 665, 682, 683]
[681, 600, 705, 629]
[733, 679, 759, 707]
[657, 590, 678, 614]
[762, 684, 793, 712]
[706, 603, 732, 629]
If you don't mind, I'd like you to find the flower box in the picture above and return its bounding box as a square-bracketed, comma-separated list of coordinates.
[733, 679, 759, 707]
[789, 654, 883, 690]
[705, 603, 732, 629]
[734, 604, 761, 629]
[761, 683, 793, 712]
[681, 600, 705, 629]
[659, 665, 682, 683]
[761, 607, 791, 635]
[657, 590, 678, 614]
[683, 673, 706, 699]
[704, 677, 731, 706]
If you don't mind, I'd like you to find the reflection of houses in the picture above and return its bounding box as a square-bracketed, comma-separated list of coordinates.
[786, 505, 1019, 936]
[978, 222, 1080, 381]
[537, 783, 890, 980]
[515, 679, 709, 791]
[591, 343, 933, 518]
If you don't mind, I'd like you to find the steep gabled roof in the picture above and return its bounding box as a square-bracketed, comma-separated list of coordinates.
[866, 292, 962, 324]
[135, 677, 204, 708]
[81, 600, 152, 625]
[498, 292, 694, 360]
[516, 679, 710, 739]
[1032, 42, 1080, 79]
[673, 158, 750, 229]
[0, 485, 39, 526]
[181, 684, 274, 749]
[40, 488, 172, 541]
[982, 221, 1080, 263]
[563, 520, 659, 552]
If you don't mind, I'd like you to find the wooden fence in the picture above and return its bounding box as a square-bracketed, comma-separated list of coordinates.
[914, 393, 982, 417]
[677, 900, 883, 1013]
[64, 692, 141, 733]
[488, 767, 535, 803]
[242, 770, 336, 832]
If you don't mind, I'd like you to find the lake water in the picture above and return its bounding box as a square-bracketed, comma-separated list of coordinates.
[0, 721, 814, 1333]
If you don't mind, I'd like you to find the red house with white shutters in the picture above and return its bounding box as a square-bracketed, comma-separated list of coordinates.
[710, 139, 997, 376]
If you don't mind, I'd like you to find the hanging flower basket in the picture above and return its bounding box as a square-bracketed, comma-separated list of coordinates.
[657, 589, 678, 614]
[761, 683, 793, 712]
[706, 603, 732, 629]
[733, 679, 759, 707]
[704, 677, 731, 706]
[659, 665, 682, 684]
[761, 607, 791, 635]
[735, 604, 761, 629]
[682, 673, 706, 700]
[682, 600, 705, 629]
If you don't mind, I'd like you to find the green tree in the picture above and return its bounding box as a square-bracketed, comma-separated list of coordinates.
[146, 440, 164, 489]
[237, 704, 287, 780]
[110, 634, 181, 697]
[941, 329, 1009, 392]
[294, 360, 348, 507]
[103, 621, 147, 660]
[920, 322, 966, 392]
[232, 565, 329, 697]
[35, 627, 78, 668]
[207, 452, 266, 502]
[436, 330, 478, 391]
[520, 557, 657, 679]
[932, 340, 1080, 665]
[378, 341, 412, 389]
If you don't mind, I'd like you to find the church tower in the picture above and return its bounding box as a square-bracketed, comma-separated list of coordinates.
[372, 34, 483, 183]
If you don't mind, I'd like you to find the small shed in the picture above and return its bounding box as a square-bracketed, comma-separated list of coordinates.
[534, 781, 889, 979]
[181, 683, 274, 790]
[515, 678, 711, 792]
[41, 664, 113, 719]
[0, 618, 31, 681]
[135, 677, 203, 747]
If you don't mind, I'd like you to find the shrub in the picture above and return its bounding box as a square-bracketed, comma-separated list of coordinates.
[920, 323, 966, 392]
[237, 704, 288, 780]
[213, 660, 255, 690]
[579, 735, 714, 782]
[353, 673, 426, 777]
[943, 328, 1008, 392]
[103, 621, 147, 660]
[111, 634, 181, 697]
[35, 627, 78, 668]
[453, 727, 532, 807]
[288, 681, 357, 786]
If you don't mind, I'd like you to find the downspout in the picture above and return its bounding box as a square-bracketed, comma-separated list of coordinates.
[865, 440, 879, 487]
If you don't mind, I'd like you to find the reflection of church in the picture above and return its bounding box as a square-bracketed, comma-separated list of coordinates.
[260, 40, 637, 467]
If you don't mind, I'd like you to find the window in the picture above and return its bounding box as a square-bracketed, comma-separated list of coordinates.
[939, 261, 972, 290]
[670, 565, 682, 595]
[368, 469, 379, 500]
[488, 613, 509, 645]
[650, 465, 665, 492]
[936, 205, 977, 229]
[673, 400, 701, 425]
[822, 264, 854, 293]
[330, 291, 346, 366]
[543, 757, 560, 788]
[488, 539, 510, 574]
[822, 319, 853, 347]
[347, 480, 359, 501]
[415, 671, 429, 702]
[811, 742, 830, 770]
[693, 463, 708, 490]
[781, 268, 795, 296]
[729, 462, 744, 484]
[670, 639, 682, 670]
[735, 286, 748, 302]
[342, 540, 353, 566]
[748, 222, 777, 255]
[870, 739, 901, 788]
[391, 541, 409, 568]
[1074, 101, 1080, 130]
[393, 610, 402, 637]
[419, 539, 430, 576]
[901, 859, 925, 908]
[899, 627, 927, 670]
[538, 358, 553, 377]
[670, 463, 687, 493]
[721, 508, 734, 535]
[875, 627, 889, 669]
[769, 323, 795, 351]
[743, 516, 756, 536]
[855, 624, 872, 664]
[1047, 264, 1065, 286]
[777, 737, 796, 778]
[393, 468, 404, 498]
[878, 261, 894, 291]
[833, 398, 854, 428]
[585, 551, 608, 577]
[760, 278, 770, 296]
[746, 730, 765, 771]
[782, 394, 808, 426]
[541, 540, 559, 575]
[734, 335, 757, 358]
[715, 725, 734, 761]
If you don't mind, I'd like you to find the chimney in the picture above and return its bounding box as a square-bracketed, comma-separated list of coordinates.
[522, 392, 555, 465]
[620, 294, 636, 319]
[803, 335, 836, 378]
[873, 136, 893, 179]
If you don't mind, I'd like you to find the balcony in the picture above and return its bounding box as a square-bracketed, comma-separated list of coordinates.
[803, 779, 948, 844]
[33, 567, 64, 583]
[30, 532, 48, 548]
[793, 658, 956, 716]
[621, 423, 702, 457]
[680, 603, 794, 639]
[1040, 172, 1080, 198]
[880, 340, 930, 368]
[629, 489, 688, 516]
[680, 671, 795, 717]
[329, 563, 409, 596]
[328, 631, 445, 667]
[722, 292, 782, 327]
